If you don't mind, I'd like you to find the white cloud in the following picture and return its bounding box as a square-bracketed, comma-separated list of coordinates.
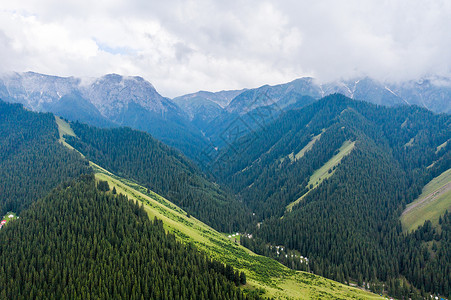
[1, 0, 450, 97]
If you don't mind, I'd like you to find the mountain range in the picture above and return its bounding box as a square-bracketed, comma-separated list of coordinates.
[1, 72, 450, 164]
[0, 72, 207, 160]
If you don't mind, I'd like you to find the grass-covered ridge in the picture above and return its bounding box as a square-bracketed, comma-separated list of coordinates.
[286, 140, 355, 212]
[288, 130, 324, 162]
[401, 168, 451, 232]
[63, 121, 252, 233]
[0, 175, 255, 299]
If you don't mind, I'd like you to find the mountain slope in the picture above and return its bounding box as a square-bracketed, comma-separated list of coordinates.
[174, 77, 450, 161]
[0, 72, 209, 162]
[0, 95, 384, 299]
[55, 112, 383, 299]
[173, 93, 226, 129]
[90, 160, 382, 300]
[45, 91, 114, 127]
[212, 94, 450, 297]
[0, 100, 90, 215]
[64, 122, 253, 232]
[401, 167, 451, 232]
[0, 175, 256, 299]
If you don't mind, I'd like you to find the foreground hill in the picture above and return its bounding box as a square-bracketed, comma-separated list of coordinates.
[0, 100, 90, 215]
[213, 94, 450, 298]
[0, 175, 256, 300]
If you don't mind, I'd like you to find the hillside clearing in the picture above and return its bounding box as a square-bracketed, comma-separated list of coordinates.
[401, 168, 451, 232]
[55, 116, 75, 139]
[286, 140, 356, 212]
[436, 140, 448, 153]
[288, 130, 324, 162]
[55, 116, 80, 152]
[308, 140, 355, 187]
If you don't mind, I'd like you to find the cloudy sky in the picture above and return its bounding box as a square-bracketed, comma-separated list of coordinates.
[1, 0, 450, 97]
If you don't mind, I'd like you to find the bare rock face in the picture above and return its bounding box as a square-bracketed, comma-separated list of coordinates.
[0, 72, 181, 119]
[0, 72, 80, 111]
[80, 74, 180, 120]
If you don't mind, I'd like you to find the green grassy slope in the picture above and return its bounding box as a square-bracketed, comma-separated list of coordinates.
[55, 119, 381, 299]
[401, 168, 451, 232]
[55, 116, 75, 138]
[55, 116, 80, 152]
[286, 140, 356, 212]
[288, 130, 324, 162]
[436, 140, 448, 153]
[308, 140, 355, 187]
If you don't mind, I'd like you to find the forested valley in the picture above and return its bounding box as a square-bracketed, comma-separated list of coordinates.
[1, 94, 450, 299]
[0, 100, 258, 299]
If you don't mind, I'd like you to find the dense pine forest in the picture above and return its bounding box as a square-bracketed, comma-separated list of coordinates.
[212, 94, 450, 298]
[0, 175, 256, 299]
[0, 100, 90, 215]
[65, 123, 253, 232]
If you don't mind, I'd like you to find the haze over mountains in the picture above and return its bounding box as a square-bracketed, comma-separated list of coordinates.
[1, 71, 450, 164]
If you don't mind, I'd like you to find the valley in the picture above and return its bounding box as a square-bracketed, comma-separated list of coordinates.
[56, 113, 382, 299]
[92, 163, 382, 299]
[2, 1, 451, 298]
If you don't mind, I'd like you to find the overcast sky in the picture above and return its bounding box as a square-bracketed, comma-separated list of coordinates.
[1, 0, 450, 97]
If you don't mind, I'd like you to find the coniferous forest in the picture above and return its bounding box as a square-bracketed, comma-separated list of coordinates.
[0, 101, 90, 215]
[1, 94, 450, 299]
[213, 94, 451, 298]
[0, 174, 256, 300]
[65, 123, 253, 232]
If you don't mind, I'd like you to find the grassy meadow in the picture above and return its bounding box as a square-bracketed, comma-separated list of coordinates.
[401, 168, 451, 232]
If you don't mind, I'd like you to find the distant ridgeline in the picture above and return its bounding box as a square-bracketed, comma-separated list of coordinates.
[213, 94, 451, 298]
[64, 123, 254, 232]
[0, 175, 255, 299]
[0, 100, 90, 215]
